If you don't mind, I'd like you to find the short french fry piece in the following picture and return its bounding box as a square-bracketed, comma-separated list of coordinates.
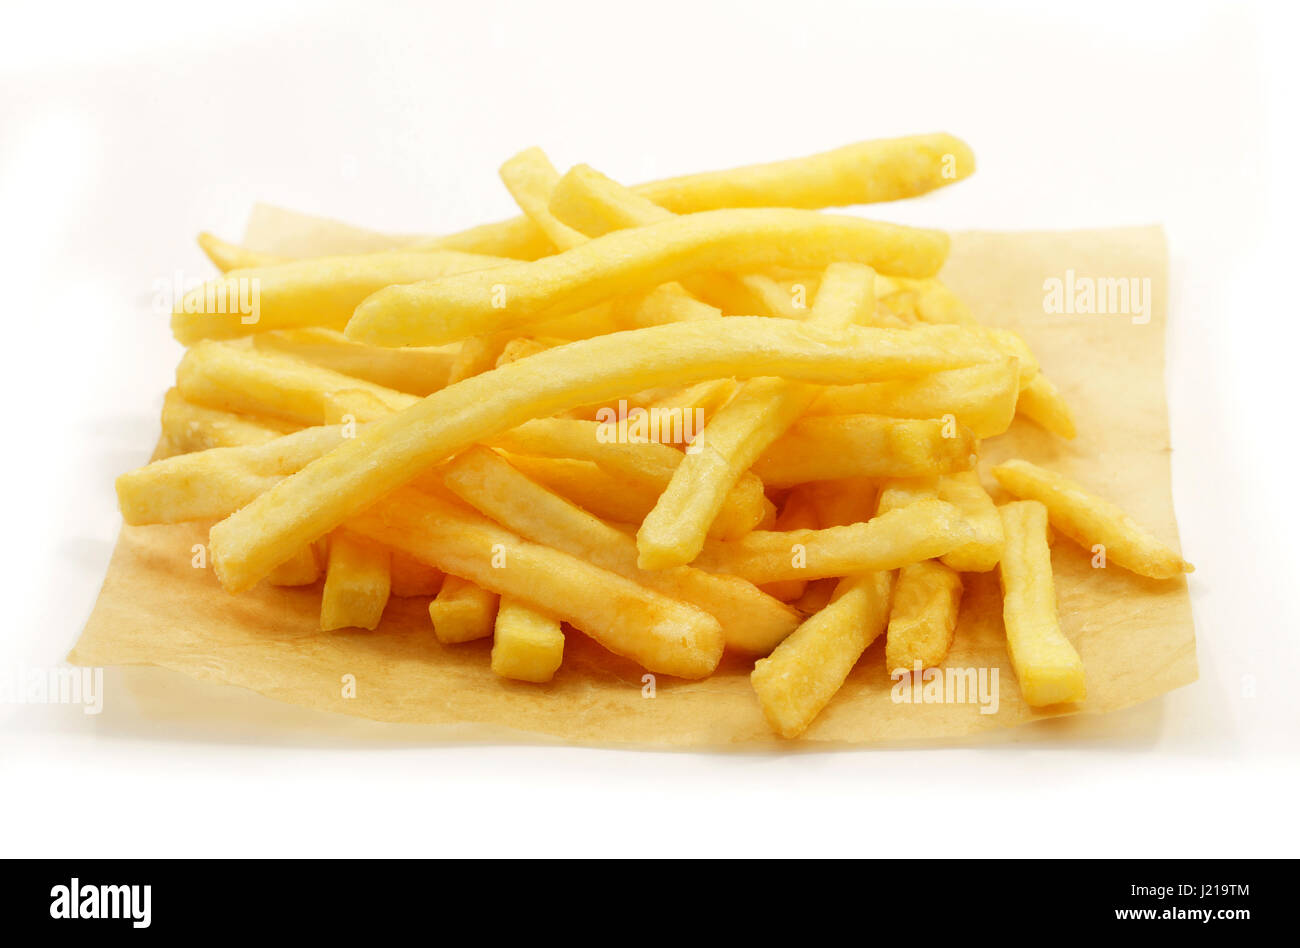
[992, 459, 1192, 579]
[442, 447, 799, 654]
[178, 340, 417, 426]
[885, 560, 963, 673]
[320, 532, 391, 631]
[428, 575, 499, 645]
[173, 249, 515, 344]
[751, 571, 895, 739]
[348, 488, 724, 678]
[491, 598, 565, 683]
[752, 414, 977, 487]
[346, 209, 950, 346]
[251, 328, 455, 396]
[159, 388, 296, 455]
[263, 543, 322, 587]
[997, 501, 1086, 706]
[1016, 373, 1078, 440]
[210, 318, 1010, 592]
[691, 499, 973, 584]
[389, 550, 444, 597]
[810, 359, 1020, 439]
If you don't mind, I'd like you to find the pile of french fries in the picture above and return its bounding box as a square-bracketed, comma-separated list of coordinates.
[117, 134, 1193, 738]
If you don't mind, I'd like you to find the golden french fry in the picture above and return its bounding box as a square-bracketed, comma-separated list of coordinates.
[177, 340, 417, 425]
[442, 447, 799, 654]
[810, 359, 1020, 439]
[642, 379, 739, 444]
[116, 425, 350, 525]
[251, 328, 455, 396]
[320, 389, 392, 425]
[428, 575, 499, 644]
[494, 336, 561, 367]
[173, 249, 515, 344]
[878, 472, 1003, 572]
[611, 283, 722, 327]
[209, 318, 1007, 592]
[159, 388, 296, 455]
[885, 560, 963, 673]
[876, 477, 940, 515]
[997, 500, 1086, 706]
[503, 454, 659, 525]
[760, 488, 821, 602]
[447, 332, 515, 384]
[492, 598, 565, 683]
[992, 459, 1192, 579]
[264, 543, 323, 587]
[752, 414, 977, 488]
[346, 209, 949, 346]
[389, 550, 444, 597]
[499, 147, 587, 252]
[636, 262, 877, 569]
[197, 232, 288, 272]
[348, 487, 724, 677]
[320, 531, 391, 631]
[1016, 373, 1078, 440]
[751, 571, 895, 739]
[691, 499, 973, 584]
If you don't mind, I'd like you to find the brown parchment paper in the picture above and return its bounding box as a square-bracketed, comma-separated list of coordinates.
[69, 210, 1197, 746]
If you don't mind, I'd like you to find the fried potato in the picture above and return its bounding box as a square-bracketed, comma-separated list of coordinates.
[498, 147, 587, 252]
[760, 488, 821, 602]
[997, 500, 1086, 706]
[751, 571, 895, 739]
[691, 499, 972, 584]
[992, 459, 1192, 579]
[885, 560, 963, 673]
[428, 575, 499, 644]
[388, 550, 444, 598]
[320, 531, 391, 631]
[1015, 373, 1078, 440]
[197, 232, 288, 271]
[492, 598, 565, 683]
[263, 542, 323, 587]
[878, 472, 1003, 572]
[158, 388, 296, 455]
[346, 209, 949, 346]
[752, 414, 978, 487]
[251, 328, 455, 396]
[348, 487, 724, 678]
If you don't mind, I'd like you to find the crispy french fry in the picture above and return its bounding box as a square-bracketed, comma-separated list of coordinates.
[503, 454, 659, 525]
[992, 459, 1192, 579]
[492, 598, 565, 683]
[691, 499, 973, 584]
[116, 425, 350, 525]
[177, 340, 417, 425]
[346, 209, 950, 346]
[997, 500, 1086, 706]
[197, 232, 288, 271]
[159, 388, 296, 455]
[878, 472, 1004, 572]
[442, 447, 799, 654]
[636, 262, 876, 569]
[759, 488, 821, 602]
[1016, 373, 1078, 440]
[348, 487, 724, 677]
[642, 379, 739, 444]
[428, 575, 499, 644]
[320, 531, 391, 631]
[751, 571, 895, 739]
[810, 359, 1020, 439]
[885, 560, 963, 673]
[499, 147, 587, 252]
[389, 550, 444, 597]
[264, 543, 323, 587]
[209, 318, 1008, 592]
[752, 414, 977, 487]
[251, 328, 455, 396]
[173, 249, 515, 344]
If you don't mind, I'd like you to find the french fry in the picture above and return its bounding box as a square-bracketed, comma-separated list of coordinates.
[878, 472, 1004, 572]
[752, 414, 978, 487]
[348, 487, 724, 678]
[997, 500, 1086, 706]
[991, 459, 1192, 579]
[611, 283, 721, 326]
[177, 340, 417, 425]
[447, 332, 515, 384]
[428, 575, 499, 644]
[498, 147, 587, 252]
[346, 209, 950, 346]
[251, 328, 455, 396]
[1015, 373, 1078, 440]
[320, 389, 392, 425]
[264, 543, 323, 587]
[691, 499, 973, 584]
[751, 571, 895, 739]
[642, 379, 739, 443]
[809, 359, 1021, 439]
[158, 388, 295, 455]
[495, 336, 561, 367]
[503, 455, 660, 525]
[759, 488, 821, 602]
[885, 560, 963, 673]
[389, 550, 444, 597]
[492, 598, 565, 683]
[173, 249, 515, 344]
[116, 425, 350, 525]
[209, 318, 1016, 592]
[197, 232, 288, 271]
[442, 447, 799, 654]
[320, 531, 391, 631]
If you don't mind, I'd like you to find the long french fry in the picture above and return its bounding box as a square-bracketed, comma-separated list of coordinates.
[158, 388, 295, 456]
[997, 500, 1086, 706]
[992, 459, 1192, 579]
[498, 147, 587, 252]
[209, 318, 1009, 592]
[251, 328, 456, 396]
[752, 414, 978, 487]
[320, 531, 391, 631]
[751, 571, 895, 738]
[492, 598, 565, 683]
[173, 249, 515, 344]
[348, 487, 724, 678]
[442, 447, 799, 654]
[346, 209, 950, 346]
[691, 499, 972, 584]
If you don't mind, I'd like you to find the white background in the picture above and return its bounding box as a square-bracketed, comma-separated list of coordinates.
[2, 0, 1297, 858]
